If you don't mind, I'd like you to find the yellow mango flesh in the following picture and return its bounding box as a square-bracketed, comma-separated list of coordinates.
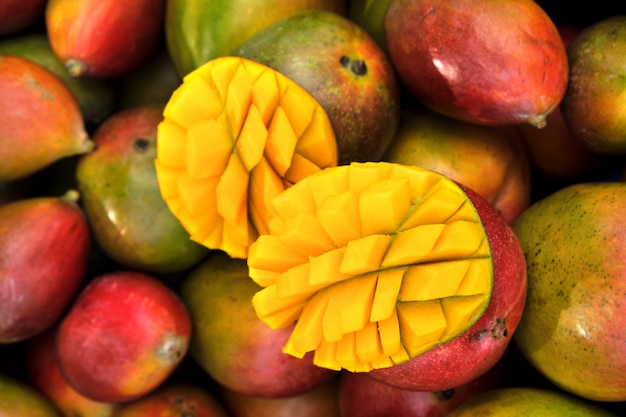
[248, 162, 493, 372]
[155, 56, 338, 258]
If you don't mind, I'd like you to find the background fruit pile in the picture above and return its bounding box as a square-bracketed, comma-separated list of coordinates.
[1, 0, 626, 415]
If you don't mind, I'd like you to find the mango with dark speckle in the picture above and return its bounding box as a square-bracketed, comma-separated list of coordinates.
[513, 182, 626, 401]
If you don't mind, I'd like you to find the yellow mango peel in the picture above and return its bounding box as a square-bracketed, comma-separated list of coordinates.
[155, 56, 338, 258]
[247, 162, 494, 372]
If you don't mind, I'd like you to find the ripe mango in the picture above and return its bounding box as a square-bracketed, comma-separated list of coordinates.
[0, 55, 92, 183]
[235, 10, 400, 164]
[46, 0, 166, 78]
[513, 182, 626, 401]
[0, 33, 116, 125]
[165, 0, 347, 77]
[0, 191, 90, 344]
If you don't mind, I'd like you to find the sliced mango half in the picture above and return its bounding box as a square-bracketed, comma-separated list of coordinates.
[155, 56, 338, 259]
[248, 161, 493, 372]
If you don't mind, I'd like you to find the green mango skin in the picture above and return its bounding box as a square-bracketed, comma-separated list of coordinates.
[347, 0, 392, 54]
[0, 374, 62, 417]
[513, 182, 626, 402]
[165, 0, 347, 78]
[76, 106, 210, 275]
[235, 10, 400, 165]
[561, 16, 626, 154]
[0, 33, 116, 125]
[446, 387, 617, 417]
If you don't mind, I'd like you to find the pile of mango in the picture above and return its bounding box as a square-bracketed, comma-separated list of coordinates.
[1, 0, 626, 416]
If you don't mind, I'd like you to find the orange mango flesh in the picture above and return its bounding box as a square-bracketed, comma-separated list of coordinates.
[155, 56, 338, 259]
[248, 162, 493, 372]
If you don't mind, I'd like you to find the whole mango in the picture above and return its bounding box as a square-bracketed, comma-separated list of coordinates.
[165, 0, 347, 77]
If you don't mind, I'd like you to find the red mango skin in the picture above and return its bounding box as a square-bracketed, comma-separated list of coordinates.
[46, 0, 165, 78]
[384, 0, 568, 128]
[113, 384, 230, 417]
[0, 0, 46, 36]
[338, 358, 505, 417]
[368, 185, 527, 392]
[0, 55, 92, 183]
[179, 252, 337, 398]
[55, 271, 192, 403]
[0, 193, 90, 344]
[517, 23, 604, 180]
[221, 376, 341, 417]
[26, 329, 118, 417]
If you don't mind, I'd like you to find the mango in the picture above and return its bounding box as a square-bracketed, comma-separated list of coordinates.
[560, 15, 626, 153]
[384, 0, 568, 127]
[164, 0, 347, 77]
[26, 329, 118, 417]
[235, 10, 400, 165]
[0, 33, 116, 125]
[247, 161, 527, 392]
[155, 56, 338, 259]
[46, 0, 165, 78]
[446, 387, 617, 416]
[0, 55, 92, 183]
[0, 373, 62, 417]
[55, 270, 192, 403]
[348, 0, 392, 53]
[76, 105, 210, 275]
[179, 252, 337, 398]
[0, 191, 90, 344]
[383, 107, 531, 224]
[513, 182, 626, 401]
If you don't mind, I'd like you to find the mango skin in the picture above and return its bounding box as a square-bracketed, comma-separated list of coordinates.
[383, 108, 531, 224]
[0, 193, 90, 344]
[235, 10, 400, 165]
[165, 0, 347, 77]
[76, 106, 210, 275]
[0, 55, 92, 183]
[112, 384, 230, 417]
[513, 182, 626, 402]
[446, 387, 617, 417]
[384, 0, 568, 128]
[0, 374, 62, 417]
[46, 0, 165, 78]
[560, 16, 626, 154]
[179, 252, 337, 398]
[26, 329, 118, 417]
[0, 32, 116, 125]
[55, 271, 192, 403]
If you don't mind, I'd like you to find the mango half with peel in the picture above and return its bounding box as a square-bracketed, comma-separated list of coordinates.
[155, 56, 338, 259]
[247, 161, 527, 381]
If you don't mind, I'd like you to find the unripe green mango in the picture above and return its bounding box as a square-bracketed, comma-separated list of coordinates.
[164, 0, 347, 77]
